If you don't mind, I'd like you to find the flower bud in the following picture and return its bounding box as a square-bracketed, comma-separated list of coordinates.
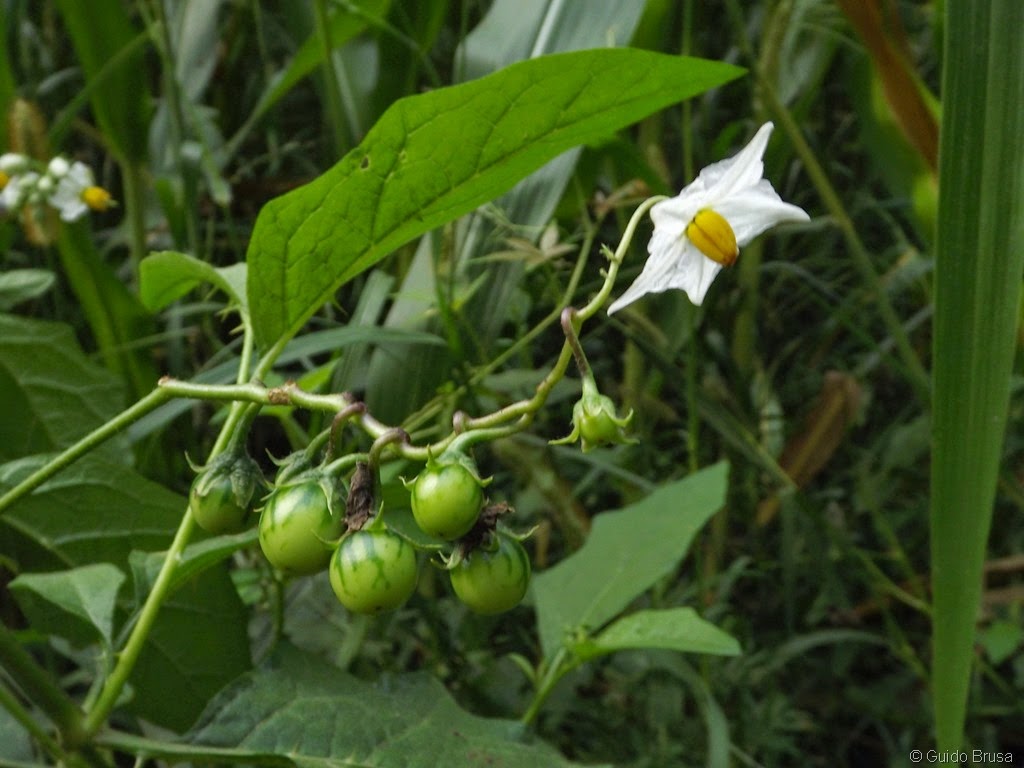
[551, 380, 635, 453]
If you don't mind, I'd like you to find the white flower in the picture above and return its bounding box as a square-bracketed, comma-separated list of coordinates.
[0, 152, 28, 175]
[50, 161, 111, 221]
[47, 156, 71, 178]
[608, 122, 810, 313]
[1, 171, 40, 211]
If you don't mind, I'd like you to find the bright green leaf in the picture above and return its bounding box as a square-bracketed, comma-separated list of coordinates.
[246, 48, 743, 348]
[9, 564, 125, 647]
[532, 462, 728, 659]
[184, 644, 591, 768]
[0, 314, 127, 464]
[139, 251, 248, 317]
[573, 607, 740, 662]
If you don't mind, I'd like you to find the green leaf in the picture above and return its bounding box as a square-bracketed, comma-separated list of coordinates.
[930, 1, 1024, 750]
[572, 608, 740, 662]
[532, 462, 728, 659]
[246, 48, 743, 348]
[139, 251, 248, 317]
[0, 269, 56, 309]
[129, 562, 251, 732]
[183, 644, 589, 768]
[0, 454, 250, 732]
[9, 564, 125, 647]
[129, 530, 258, 604]
[0, 314, 127, 464]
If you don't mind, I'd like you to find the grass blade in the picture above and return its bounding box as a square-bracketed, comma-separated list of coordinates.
[930, 0, 1024, 749]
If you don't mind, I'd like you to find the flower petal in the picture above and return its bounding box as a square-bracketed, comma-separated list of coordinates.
[609, 236, 723, 313]
[714, 180, 810, 245]
[694, 122, 774, 201]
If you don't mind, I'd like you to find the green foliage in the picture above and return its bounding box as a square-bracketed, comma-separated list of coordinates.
[246, 48, 742, 349]
[0, 314, 126, 463]
[9, 564, 125, 648]
[533, 462, 728, 658]
[52, 0, 150, 163]
[177, 645, 587, 768]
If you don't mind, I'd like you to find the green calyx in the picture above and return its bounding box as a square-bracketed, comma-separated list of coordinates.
[550, 377, 635, 453]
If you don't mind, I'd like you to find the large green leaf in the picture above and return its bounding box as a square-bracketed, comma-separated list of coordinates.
[246, 48, 743, 348]
[0, 314, 126, 464]
[9, 563, 125, 648]
[532, 462, 728, 658]
[183, 644, 590, 768]
[364, 0, 650, 421]
[0, 455, 250, 732]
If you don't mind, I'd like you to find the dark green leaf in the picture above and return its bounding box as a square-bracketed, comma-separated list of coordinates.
[532, 462, 728, 658]
[9, 563, 125, 647]
[0, 269, 56, 309]
[0, 454, 250, 732]
[185, 644, 590, 768]
[246, 48, 743, 348]
[572, 608, 740, 662]
[129, 530, 258, 603]
[0, 314, 126, 464]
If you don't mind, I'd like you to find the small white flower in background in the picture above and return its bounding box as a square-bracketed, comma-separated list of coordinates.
[1, 170, 40, 210]
[50, 161, 113, 222]
[0, 153, 29, 199]
[608, 122, 810, 314]
[47, 156, 70, 178]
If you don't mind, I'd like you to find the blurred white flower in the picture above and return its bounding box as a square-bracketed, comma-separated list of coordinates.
[1, 171, 40, 211]
[608, 122, 810, 313]
[47, 156, 71, 178]
[50, 161, 112, 222]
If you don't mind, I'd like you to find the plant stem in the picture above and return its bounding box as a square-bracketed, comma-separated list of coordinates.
[520, 649, 575, 727]
[82, 510, 198, 735]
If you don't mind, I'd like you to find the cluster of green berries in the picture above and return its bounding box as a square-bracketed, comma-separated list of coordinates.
[188, 449, 531, 616]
